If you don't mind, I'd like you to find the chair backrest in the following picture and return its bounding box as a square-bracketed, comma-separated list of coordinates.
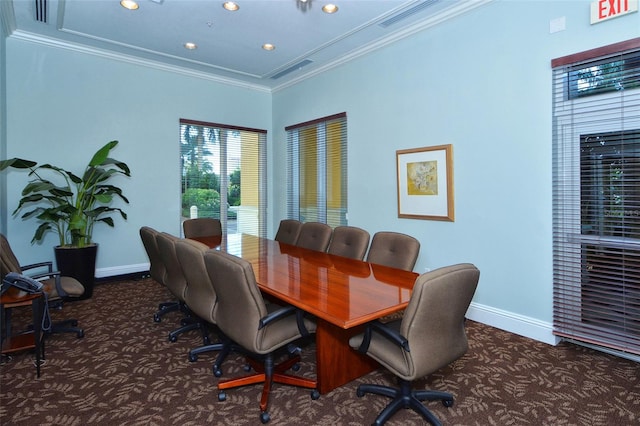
[183, 218, 222, 239]
[175, 239, 216, 324]
[156, 232, 188, 300]
[139, 226, 166, 284]
[0, 234, 22, 279]
[366, 231, 420, 271]
[203, 250, 268, 353]
[327, 226, 370, 260]
[400, 263, 479, 380]
[296, 222, 333, 252]
[274, 219, 302, 245]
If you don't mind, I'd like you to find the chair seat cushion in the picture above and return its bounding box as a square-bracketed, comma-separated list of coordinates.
[43, 276, 85, 299]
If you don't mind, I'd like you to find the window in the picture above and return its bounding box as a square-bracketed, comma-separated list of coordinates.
[180, 119, 267, 237]
[552, 39, 640, 358]
[285, 112, 347, 227]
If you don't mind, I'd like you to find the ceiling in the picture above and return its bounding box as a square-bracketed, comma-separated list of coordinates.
[5, 0, 486, 90]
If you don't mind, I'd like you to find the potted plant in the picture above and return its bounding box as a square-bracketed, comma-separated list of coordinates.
[0, 140, 130, 299]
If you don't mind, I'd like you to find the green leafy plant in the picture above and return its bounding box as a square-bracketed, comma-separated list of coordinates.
[0, 140, 130, 247]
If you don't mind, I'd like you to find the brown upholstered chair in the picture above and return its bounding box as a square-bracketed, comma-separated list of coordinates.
[140, 226, 177, 322]
[203, 250, 319, 424]
[295, 221, 332, 252]
[274, 219, 302, 245]
[183, 218, 222, 239]
[366, 231, 420, 271]
[349, 263, 480, 426]
[156, 232, 207, 343]
[327, 225, 370, 260]
[0, 234, 85, 338]
[175, 239, 231, 372]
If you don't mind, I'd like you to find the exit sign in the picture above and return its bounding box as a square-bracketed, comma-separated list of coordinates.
[591, 0, 639, 23]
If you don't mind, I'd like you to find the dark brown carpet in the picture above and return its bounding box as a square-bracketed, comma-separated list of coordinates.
[1, 277, 639, 425]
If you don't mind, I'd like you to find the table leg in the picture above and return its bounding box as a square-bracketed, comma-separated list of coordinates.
[31, 295, 43, 378]
[314, 318, 379, 395]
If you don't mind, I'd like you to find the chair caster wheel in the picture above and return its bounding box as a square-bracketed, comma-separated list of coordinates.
[213, 366, 223, 377]
[243, 364, 252, 372]
[169, 335, 177, 343]
[70, 320, 78, 326]
[356, 388, 365, 398]
[77, 330, 85, 338]
[292, 363, 301, 372]
[310, 389, 320, 400]
[203, 336, 211, 345]
[153, 314, 161, 323]
[442, 398, 454, 408]
[260, 412, 270, 423]
[189, 353, 198, 362]
[218, 392, 226, 402]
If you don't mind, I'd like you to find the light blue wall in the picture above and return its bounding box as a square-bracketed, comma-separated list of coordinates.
[4, 39, 271, 275]
[3, 0, 638, 342]
[272, 0, 639, 334]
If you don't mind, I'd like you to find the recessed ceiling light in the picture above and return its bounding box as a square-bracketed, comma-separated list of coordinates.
[184, 42, 198, 50]
[322, 4, 338, 14]
[262, 44, 275, 51]
[120, 0, 139, 10]
[223, 2, 239, 11]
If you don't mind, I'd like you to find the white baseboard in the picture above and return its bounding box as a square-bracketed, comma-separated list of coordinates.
[466, 302, 560, 346]
[96, 263, 149, 278]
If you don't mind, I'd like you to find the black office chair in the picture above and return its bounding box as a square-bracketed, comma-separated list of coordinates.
[349, 263, 480, 426]
[204, 250, 319, 424]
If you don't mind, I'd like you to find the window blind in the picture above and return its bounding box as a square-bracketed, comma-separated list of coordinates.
[180, 119, 267, 238]
[552, 39, 640, 358]
[285, 113, 347, 227]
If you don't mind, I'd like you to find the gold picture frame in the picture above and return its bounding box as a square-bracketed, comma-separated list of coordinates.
[396, 144, 454, 221]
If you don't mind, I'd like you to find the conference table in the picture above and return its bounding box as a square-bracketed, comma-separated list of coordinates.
[192, 233, 418, 394]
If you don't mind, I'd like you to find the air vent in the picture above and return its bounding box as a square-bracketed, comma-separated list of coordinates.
[379, 0, 439, 28]
[270, 59, 314, 80]
[35, 0, 47, 23]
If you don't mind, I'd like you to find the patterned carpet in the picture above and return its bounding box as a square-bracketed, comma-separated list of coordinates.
[1, 277, 639, 426]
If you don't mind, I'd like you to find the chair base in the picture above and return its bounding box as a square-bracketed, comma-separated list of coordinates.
[217, 352, 318, 423]
[49, 318, 84, 339]
[356, 379, 453, 426]
[153, 300, 183, 322]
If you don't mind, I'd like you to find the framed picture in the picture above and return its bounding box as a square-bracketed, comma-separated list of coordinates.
[396, 144, 454, 221]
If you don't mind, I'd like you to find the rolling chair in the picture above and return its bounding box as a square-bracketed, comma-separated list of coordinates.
[274, 219, 302, 245]
[140, 226, 176, 322]
[349, 263, 480, 426]
[366, 231, 420, 271]
[204, 250, 319, 424]
[295, 222, 332, 252]
[183, 218, 222, 239]
[327, 225, 370, 260]
[1, 234, 85, 338]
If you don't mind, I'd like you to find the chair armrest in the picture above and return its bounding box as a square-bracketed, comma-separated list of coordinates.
[20, 261, 54, 273]
[356, 320, 410, 354]
[259, 305, 312, 337]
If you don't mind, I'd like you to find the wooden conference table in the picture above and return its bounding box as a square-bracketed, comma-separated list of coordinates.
[192, 233, 418, 394]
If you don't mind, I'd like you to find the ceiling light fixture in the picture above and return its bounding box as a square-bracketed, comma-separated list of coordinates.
[120, 0, 139, 10]
[223, 2, 239, 11]
[184, 42, 198, 50]
[322, 4, 338, 14]
[262, 43, 275, 51]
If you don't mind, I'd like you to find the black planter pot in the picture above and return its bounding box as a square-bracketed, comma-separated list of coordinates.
[54, 244, 98, 300]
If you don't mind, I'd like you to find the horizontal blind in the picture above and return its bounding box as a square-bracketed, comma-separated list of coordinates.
[285, 113, 347, 228]
[552, 39, 640, 356]
[180, 119, 267, 238]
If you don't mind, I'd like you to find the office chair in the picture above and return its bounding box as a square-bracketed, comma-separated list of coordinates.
[349, 263, 480, 426]
[0, 234, 85, 338]
[295, 222, 332, 252]
[175, 239, 232, 373]
[327, 225, 370, 260]
[274, 219, 303, 245]
[204, 250, 319, 424]
[183, 218, 222, 239]
[366, 231, 420, 271]
[156, 232, 207, 343]
[140, 226, 177, 322]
